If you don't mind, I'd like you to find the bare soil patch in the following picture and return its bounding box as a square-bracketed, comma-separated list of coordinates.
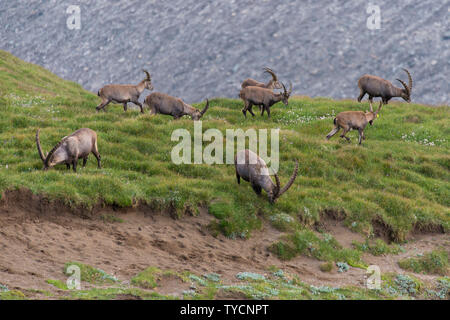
[0, 189, 447, 298]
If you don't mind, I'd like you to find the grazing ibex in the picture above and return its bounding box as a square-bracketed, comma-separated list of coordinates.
[239, 82, 292, 118]
[235, 149, 299, 203]
[326, 103, 382, 145]
[96, 70, 153, 113]
[144, 92, 210, 120]
[241, 67, 282, 90]
[36, 128, 101, 172]
[357, 68, 413, 111]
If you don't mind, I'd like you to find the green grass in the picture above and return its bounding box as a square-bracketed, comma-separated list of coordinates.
[0, 49, 449, 252]
[398, 249, 449, 275]
[46, 279, 69, 290]
[0, 290, 26, 300]
[269, 230, 365, 267]
[352, 239, 404, 256]
[4, 261, 449, 300]
[131, 266, 163, 289]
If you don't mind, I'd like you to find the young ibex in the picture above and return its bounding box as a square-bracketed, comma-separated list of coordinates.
[326, 103, 382, 145]
[235, 149, 299, 203]
[36, 128, 101, 172]
[144, 92, 210, 120]
[239, 82, 292, 118]
[241, 67, 282, 90]
[96, 70, 153, 113]
[357, 68, 413, 111]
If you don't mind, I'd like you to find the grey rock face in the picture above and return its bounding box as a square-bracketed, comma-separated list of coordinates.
[1, 0, 448, 105]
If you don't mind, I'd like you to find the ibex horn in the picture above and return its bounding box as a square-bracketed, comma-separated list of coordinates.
[263, 67, 278, 81]
[396, 79, 410, 97]
[143, 69, 151, 81]
[402, 68, 412, 92]
[36, 129, 45, 163]
[276, 160, 299, 199]
[200, 99, 209, 116]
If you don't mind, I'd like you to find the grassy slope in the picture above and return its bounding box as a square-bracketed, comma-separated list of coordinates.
[0, 50, 449, 250]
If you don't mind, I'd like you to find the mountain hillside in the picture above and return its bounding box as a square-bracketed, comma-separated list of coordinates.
[0, 51, 449, 300]
[0, 0, 449, 105]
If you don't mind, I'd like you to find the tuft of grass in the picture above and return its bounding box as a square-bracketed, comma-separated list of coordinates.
[269, 229, 365, 267]
[398, 249, 449, 276]
[68, 287, 172, 300]
[46, 279, 68, 290]
[130, 267, 162, 289]
[63, 262, 118, 284]
[0, 290, 26, 300]
[353, 239, 403, 256]
[320, 261, 334, 272]
[382, 273, 424, 297]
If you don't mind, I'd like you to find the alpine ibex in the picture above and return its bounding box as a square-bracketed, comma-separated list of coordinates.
[96, 70, 153, 113]
[326, 103, 382, 145]
[357, 68, 413, 111]
[241, 67, 282, 90]
[239, 82, 292, 118]
[235, 149, 299, 203]
[144, 92, 210, 120]
[36, 128, 101, 172]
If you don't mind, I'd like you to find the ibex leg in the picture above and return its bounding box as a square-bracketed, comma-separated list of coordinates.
[96, 100, 111, 112]
[340, 127, 351, 142]
[247, 103, 255, 117]
[358, 129, 363, 145]
[357, 90, 365, 102]
[326, 127, 340, 140]
[133, 101, 144, 113]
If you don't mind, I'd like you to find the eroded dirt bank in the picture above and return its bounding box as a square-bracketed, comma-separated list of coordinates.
[0, 189, 448, 299]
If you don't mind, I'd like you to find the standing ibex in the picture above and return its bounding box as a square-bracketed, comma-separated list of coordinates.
[357, 68, 413, 111]
[36, 128, 101, 172]
[96, 70, 153, 113]
[326, 102, 382, 145]
[235, 149, 299, 203]
[144, 92, 210, 120]
[239, 82, 292, 118]
[241, 67, 282, 90]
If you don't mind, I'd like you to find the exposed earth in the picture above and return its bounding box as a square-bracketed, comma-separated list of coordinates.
[0, 189, 447, 299]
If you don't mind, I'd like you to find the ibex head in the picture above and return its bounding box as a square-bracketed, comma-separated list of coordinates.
[280, 82, 293, 106]
[365, 102, 382, 126]
[36, 129, 66, 170]
[142, 69, 154, 91]
[270, 160, 299, 203]
[263, 67, 282, 89]
[396, 68, 412, 103]
[191, 99, 210, 120]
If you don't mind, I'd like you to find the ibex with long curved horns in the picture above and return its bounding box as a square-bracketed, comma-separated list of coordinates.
[144, 92, 210, 120]
[36, 128, 101, 172]
[241, 67, 282, 90]
[239, 82, 292, 118]
[357, 68, 413, 111]
[235, 149, 299, 203]
[96, 69, 153, 113]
